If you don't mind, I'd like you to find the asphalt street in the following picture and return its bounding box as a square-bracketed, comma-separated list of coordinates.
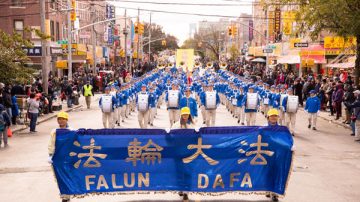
[0, 96, 359, 202]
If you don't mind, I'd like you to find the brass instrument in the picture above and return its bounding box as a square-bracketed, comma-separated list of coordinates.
[167, 63, 174, 68]
[220, 62, 228, 69]
[206, 62, 213, 69]
[194, 62, 202, 68]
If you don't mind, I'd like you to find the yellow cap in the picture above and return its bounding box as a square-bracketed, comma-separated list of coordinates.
[57, 111, 69, 120]
[267, 109, 279, 117]
[180, 107, 191, 115]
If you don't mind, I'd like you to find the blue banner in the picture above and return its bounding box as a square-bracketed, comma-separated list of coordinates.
[52, 126, 293, 197]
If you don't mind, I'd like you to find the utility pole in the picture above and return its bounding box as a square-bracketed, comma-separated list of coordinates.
[40, 0, 49, 93]
[136, 8, 140, 72]
[91, 1, 96, 73]
[67, 0, 73, 80]
[124, 9, 128, 70]
[265, 9, 269, 75]
[148, 12, 151, 62]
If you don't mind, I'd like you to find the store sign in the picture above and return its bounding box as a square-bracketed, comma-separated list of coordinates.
[249, 20, 253, 41]
[268, 11, 275, 42]
[22, 47, 42, 56]
[325, 49, 356, 55]
[274, 7, 281, 35]
[324, 36, 357, 49]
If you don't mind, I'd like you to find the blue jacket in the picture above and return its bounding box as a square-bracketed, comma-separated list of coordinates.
[271, 93, 281, 109]
[116, 92, 123, 107]
[305, 96, 321, 113]
[121, 90, 129, 105]
[11, 96, 19, 117]
[180, 96, 198, 117]
[236, 92, 245, 107]
[0, 104, 11, 129]
[148, 92, 157, 108]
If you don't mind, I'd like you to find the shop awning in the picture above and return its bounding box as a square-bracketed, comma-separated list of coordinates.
[326, 56, 356, 68]
[251, 58, 266, 63]
[277, 55, 300, 64]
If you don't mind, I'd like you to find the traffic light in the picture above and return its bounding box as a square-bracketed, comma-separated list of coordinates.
[232, 26, 238, 36]
[228, 26, 233, 36]
[138, 23, 144, 35]
[134, 22, 139, 34]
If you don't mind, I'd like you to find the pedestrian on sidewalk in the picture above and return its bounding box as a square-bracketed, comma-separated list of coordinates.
[305, 90, 321, 130]
[344, 90, 360, 141]
[0, 104, 11, 148]
[333, 82, 344, 120]
[27, 93, 40, 133]
[11, 94, 19, 125]
[82, 80, 94, 109]
[47, 111, 72, 202]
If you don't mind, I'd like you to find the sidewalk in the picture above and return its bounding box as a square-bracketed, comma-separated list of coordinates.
[11, 94, 101, 134]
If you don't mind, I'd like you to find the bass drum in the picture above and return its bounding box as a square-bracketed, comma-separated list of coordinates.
[168, 90, 179, 108]
[246, 93, 258, 110]
[287, 95, 299, 113]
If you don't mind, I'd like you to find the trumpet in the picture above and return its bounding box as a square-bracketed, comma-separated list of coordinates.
[206, 62, 213, 69]
[220, 62, 228, 69]
[157, 63, 165, 69]
[167, 63, 174, 68]
[194, 62, 202, 68]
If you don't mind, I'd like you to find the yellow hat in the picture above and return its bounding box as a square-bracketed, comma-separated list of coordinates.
[267, 109, 279, 117]
[57, 111, 69, 120]
[180, 107, 191, 115]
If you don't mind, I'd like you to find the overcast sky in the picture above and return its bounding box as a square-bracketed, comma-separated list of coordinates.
[110, 0, 253, 45]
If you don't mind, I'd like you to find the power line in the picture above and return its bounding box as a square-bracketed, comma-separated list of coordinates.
[106, 0, 253, 6]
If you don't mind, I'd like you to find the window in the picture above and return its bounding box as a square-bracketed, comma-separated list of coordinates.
[56, 22, 60, 41]
[50, 20, 55, 41]
[50, 0, 56, 10]
[14, 20, 24, 37]
[11, 0, 22, 7]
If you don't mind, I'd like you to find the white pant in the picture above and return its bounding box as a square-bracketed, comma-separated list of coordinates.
[113, 108, 120, 124]
[237, 107, 245, 124]
[246, 112, 256, 126]
[149, 108, 156, 124]
[138, 110, 149, 129]
[285, 112, 296, 133]
[355, 121, 360, 139]
[121, 106, 127, 120]
[205, 109, 216, 127]
[200, 106, 206, 123]
[279, 110, 285, 125]
[308, 113, 317, 128]
[102, 112, 114, 128]
[168, 109, 180, 127]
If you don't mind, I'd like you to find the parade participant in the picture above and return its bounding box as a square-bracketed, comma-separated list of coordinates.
[265, 108, 280, 202]
[236, 86, 246, 125]
[179, 87, 198, 122]
[202, 83, 220, 127]
[47, 111, 72, 202]
[261, 84, 271, 117]
[171, 107, 196, 129]
[282, 88, 298, 136]
[99, 87, 117, 128]
[136, 84, 150, 129]
[0, 104, 11, 148]
[166, 82, 182, 127]
[271, 86, 281, 110]
[305, 90, 321, 130]
[148, 86, 157, 126]
[243, 86, 260, 126]
[115, 87, 122, 126]
[82, 80, 94, 109]
[231, 83, 239, 118]
[279, 86, 287, 125]
[120, 84, 129, 121]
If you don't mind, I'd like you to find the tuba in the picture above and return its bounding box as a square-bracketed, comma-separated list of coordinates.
[194, 61, 202, 69]
[167, 63, 174, 68]
[220, 62, 228, 69]
[206, 62, 213, 69]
